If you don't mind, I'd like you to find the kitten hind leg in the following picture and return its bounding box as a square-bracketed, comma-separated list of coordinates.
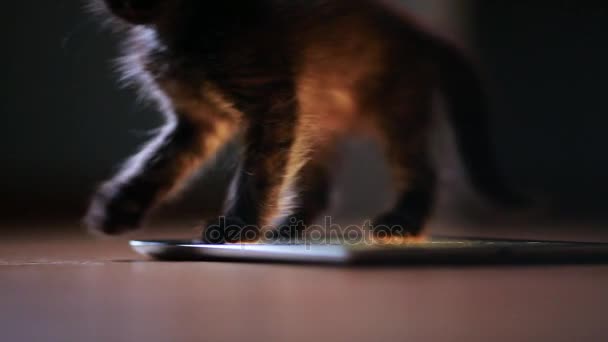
[85, 115, 235, 235]
[373, 151, 436, 237]
[274, 157, 333, 239]
[372, 92, 436, 237]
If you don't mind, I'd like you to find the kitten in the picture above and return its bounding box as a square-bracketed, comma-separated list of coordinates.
[85, 0, 519, 243]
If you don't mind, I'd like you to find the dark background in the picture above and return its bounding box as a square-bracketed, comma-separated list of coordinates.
[0, 1, 606, 228]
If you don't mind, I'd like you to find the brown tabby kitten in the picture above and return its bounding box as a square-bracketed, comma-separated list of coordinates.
[85, 0, 518, 243]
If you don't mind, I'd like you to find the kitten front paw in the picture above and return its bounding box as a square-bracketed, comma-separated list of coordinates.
[202, 216, 260, 244]
[84, 183, 145, 236]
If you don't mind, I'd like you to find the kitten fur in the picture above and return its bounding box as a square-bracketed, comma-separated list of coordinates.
[85, 0, 518, 242]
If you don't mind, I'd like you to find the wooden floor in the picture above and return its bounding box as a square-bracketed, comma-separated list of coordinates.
[2, 222, 608, 342]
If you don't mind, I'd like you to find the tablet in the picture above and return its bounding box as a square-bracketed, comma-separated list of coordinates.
[130, 237, 608, 264]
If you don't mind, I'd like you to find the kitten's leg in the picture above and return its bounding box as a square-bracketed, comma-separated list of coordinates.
[203, 91, 304, 243]
[372, 92, 436, 237]
[373, 149, 436, 237]
[274, 157, 333, 239]
[85, 116, 235, 235]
